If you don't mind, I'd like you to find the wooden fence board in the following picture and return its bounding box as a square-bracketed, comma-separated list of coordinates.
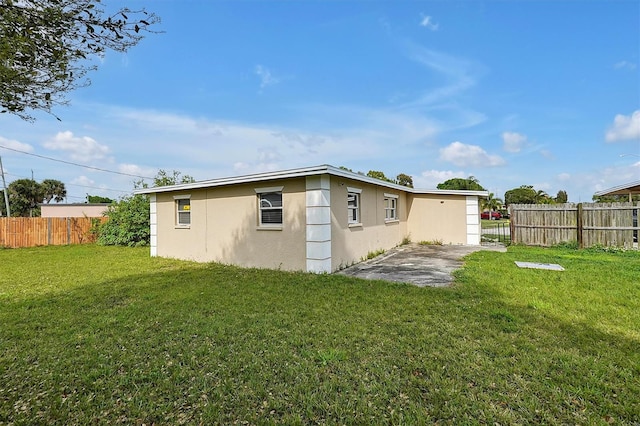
[510, 202, 639, 248]
[0, 217, 106, 248]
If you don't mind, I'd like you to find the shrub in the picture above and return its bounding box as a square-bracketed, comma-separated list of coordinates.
[97, 195, 150, 247]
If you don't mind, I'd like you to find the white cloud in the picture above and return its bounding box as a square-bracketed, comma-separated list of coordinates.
[118, 163, 156, 179]
[414, 169, 465, 188]
[502, 131, 527, 153]
[404, 46, 477, 106]
[557, 172, 571, 182]
[255, 65, 280, 91]
[539, 149, 555, 160]
[613, 60, 637, 71]
[439, 141, 506, 167]
[419, 15, 439, 31]
[111, 106, 440, 176]
[605, 110, 640, 142]
[0, 136, 34, 153]
[44, 131, 110, 162]
[233, 162, 250, 173]
[71, 175, 96, 186]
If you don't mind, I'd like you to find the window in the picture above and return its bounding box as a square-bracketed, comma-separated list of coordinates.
[347, 187, 361, 225]
[255, 186, 284, 228]
[384, 193, 398, 221]
[174, 196, 191, 226]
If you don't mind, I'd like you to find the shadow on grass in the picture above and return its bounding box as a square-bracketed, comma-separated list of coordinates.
[1, 259, 639, 424]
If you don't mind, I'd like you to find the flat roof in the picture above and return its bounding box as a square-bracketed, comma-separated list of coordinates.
[594, 180, 640, 196]
[134, 164, 489, 197]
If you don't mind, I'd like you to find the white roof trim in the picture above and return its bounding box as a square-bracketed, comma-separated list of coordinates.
[134, 164, 489, 197]
[255, 186, 284, 194]
[594, 180, 640, 196]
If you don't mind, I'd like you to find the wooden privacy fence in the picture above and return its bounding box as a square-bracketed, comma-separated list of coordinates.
[0, 217, 107, 248]
[510, 202, 639, 249]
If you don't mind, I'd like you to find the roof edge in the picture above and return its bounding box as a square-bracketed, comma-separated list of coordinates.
[594, 180, 640, 196]
[134, 164, 488, 197]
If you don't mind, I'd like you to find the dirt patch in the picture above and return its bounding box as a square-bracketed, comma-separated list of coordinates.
[337, 243, 506, 287]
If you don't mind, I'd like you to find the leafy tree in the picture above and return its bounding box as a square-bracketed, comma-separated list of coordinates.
[592, 194, 640, 203]
[396, 173, 414, 188]
[97, 194, 150, 247]
[87, 194, 114, 203]
[366, 170, 394, 184]
[6, 179, 44, 216]
[437, 176, 486, 191]
[152, 169, 195, 187]
[504, 185, 538, 205]
[133, 169, 196, 190]
[1, 0, 160, 121]
[555, 190, 568, 203]
[41, 179, 67, 203]
[98, 169, 193, 246]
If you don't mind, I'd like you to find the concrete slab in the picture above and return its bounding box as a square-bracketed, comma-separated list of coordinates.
[337, 243, 507, 287]
[515, 261, 564, 271]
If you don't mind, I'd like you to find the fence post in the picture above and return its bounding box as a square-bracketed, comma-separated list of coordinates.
[577, 203, 584, 249]
[509, 205, 515, 244]
[67, 217, 71, 245]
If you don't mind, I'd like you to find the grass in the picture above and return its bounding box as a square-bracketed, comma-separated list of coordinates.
[481, 218, 510, 229]
[362, 248, 386, 260]
[1, 244, 639, 424]
[418, 239, 443, 245]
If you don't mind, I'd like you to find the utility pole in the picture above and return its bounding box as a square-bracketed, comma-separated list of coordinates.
[0, 156, 10, 217]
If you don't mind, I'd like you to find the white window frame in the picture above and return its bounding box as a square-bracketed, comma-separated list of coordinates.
[255, 186, 284, 229]
[384, 193, 398, 222]
[347, 187, 362, 226]
[173, 194, 191, 228]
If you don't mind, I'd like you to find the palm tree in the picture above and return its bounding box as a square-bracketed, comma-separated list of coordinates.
[482, 192, 504, 217]
[41, 179, 66, 203]
[534, 190, 553, 204]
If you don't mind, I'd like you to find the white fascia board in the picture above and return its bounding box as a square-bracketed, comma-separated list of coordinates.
[134, 165, 332, 195]
[411, 189, 489, 197]
[134, 163, 488, 198]
[594, 180, 640, 196]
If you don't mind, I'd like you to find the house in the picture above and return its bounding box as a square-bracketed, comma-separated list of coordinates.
[134, 165, 488, 273]
[40, 203, 110, 218]
[594, 180, 640, 202]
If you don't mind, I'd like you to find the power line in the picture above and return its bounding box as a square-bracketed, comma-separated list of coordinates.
[0, 144, 154, 179]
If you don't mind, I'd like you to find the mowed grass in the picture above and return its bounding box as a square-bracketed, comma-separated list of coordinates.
[1, 245, 639, 424]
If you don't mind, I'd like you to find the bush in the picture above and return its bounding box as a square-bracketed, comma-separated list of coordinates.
[97, 195, 150, 247]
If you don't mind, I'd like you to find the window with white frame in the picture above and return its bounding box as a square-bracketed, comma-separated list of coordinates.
[174, 195, 191, 226]
[255, 187, 284, 227]
[384, 193, 398, 221]
[347, 187, 361, 225]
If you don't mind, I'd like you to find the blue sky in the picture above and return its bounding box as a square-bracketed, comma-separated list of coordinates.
[0, 0, 638, 203]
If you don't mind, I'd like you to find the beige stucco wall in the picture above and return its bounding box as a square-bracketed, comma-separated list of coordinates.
[40, 204, 109, 218]
[155, 178, 307, 270]
[406, 194, 470, 244]
[329, 177, 409, 270]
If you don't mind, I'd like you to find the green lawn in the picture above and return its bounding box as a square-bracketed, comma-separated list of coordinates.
[1, 245, 639, 424]
[481, 218, 510, 229]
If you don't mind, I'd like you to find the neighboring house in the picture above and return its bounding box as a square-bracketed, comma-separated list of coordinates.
[594, 181, 640, 202]
[40, 203, 110, 218]
[135, 165, 488, 273]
